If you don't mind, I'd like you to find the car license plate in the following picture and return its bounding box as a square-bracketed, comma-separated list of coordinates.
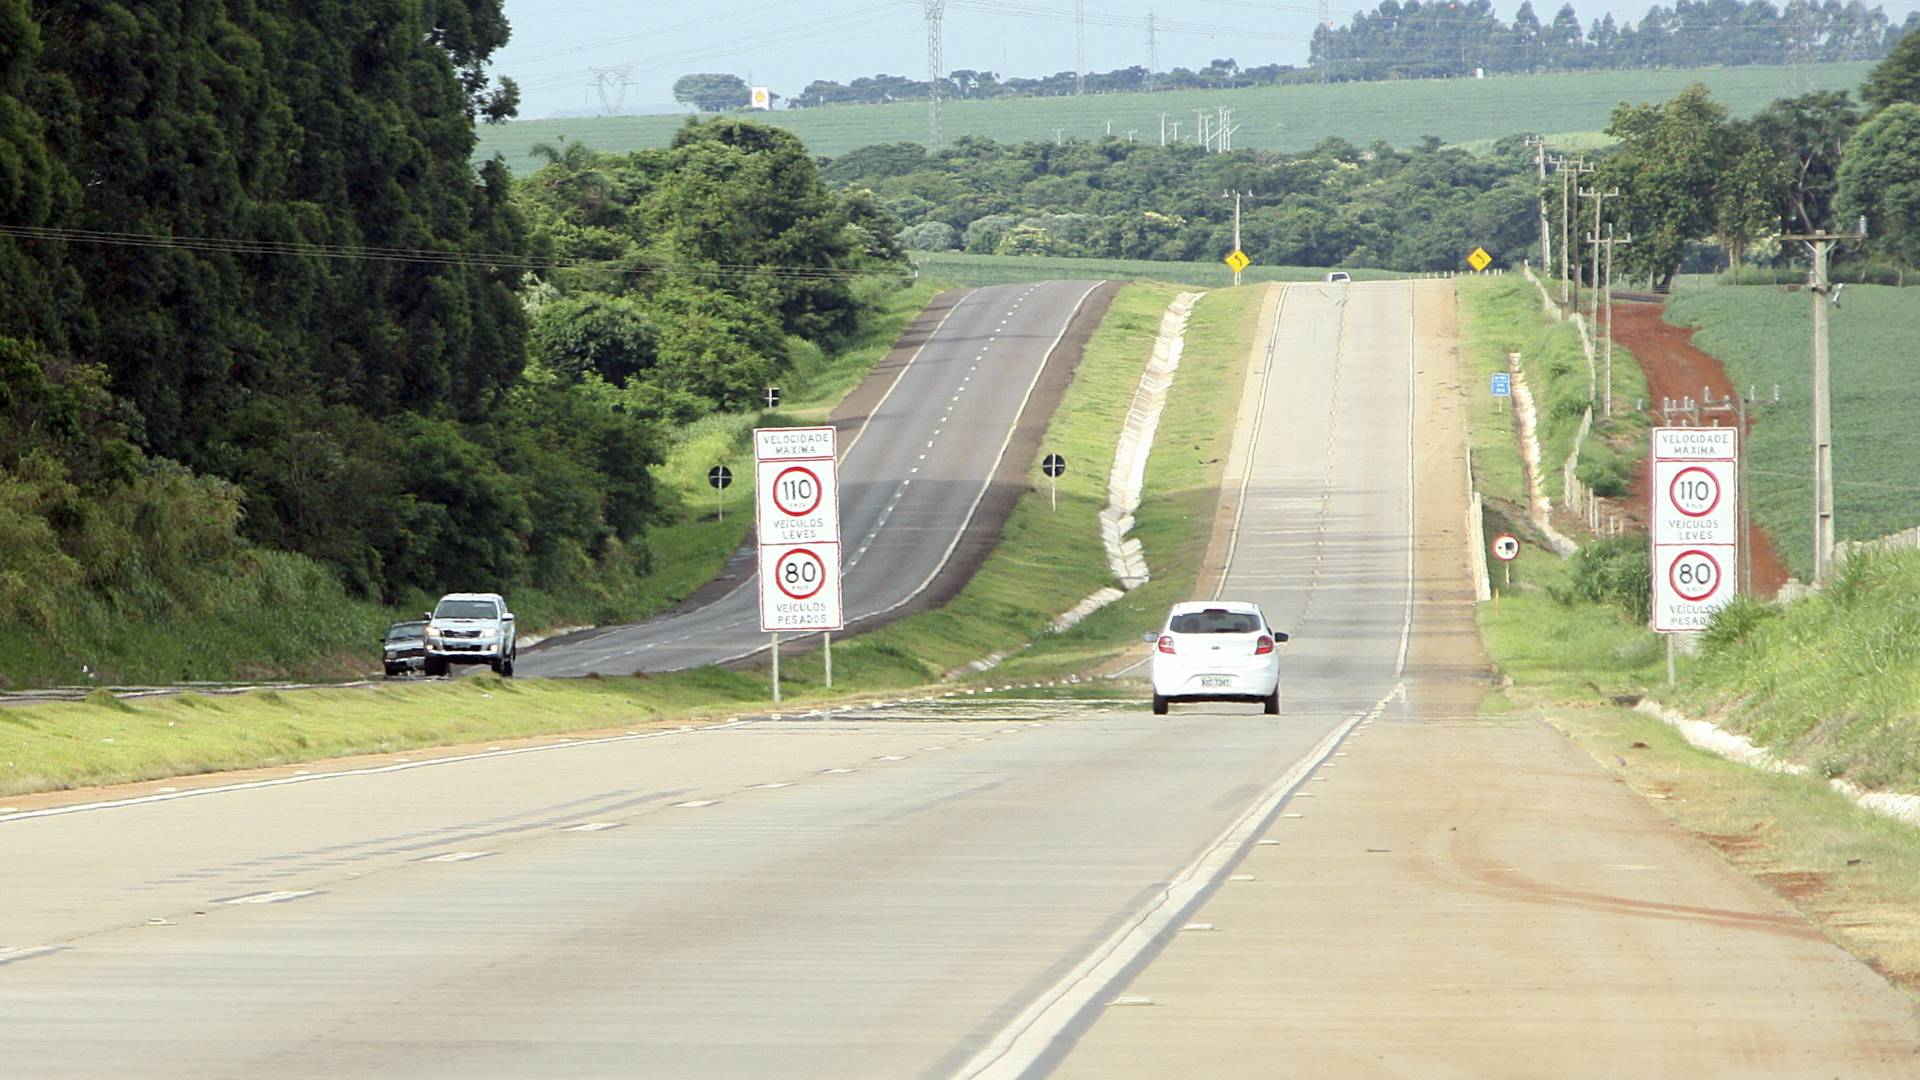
[1200, 676, 1232, 688]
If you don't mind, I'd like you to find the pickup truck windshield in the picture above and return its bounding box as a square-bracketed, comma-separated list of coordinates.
[434, 600, 498, 620]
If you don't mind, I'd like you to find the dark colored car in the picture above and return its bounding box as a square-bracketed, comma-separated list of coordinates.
[382, 620, 427, 678]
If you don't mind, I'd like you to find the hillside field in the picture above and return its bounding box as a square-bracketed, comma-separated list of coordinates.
[477, 63, 1874, 169]
[1667, 284, 1920, 580]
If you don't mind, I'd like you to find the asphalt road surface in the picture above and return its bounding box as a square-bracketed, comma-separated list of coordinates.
[6, 282, 1916, 1078]
[518, 280, 1104, 678]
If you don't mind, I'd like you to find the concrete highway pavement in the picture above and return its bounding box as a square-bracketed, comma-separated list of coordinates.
[518, 280, 1106, 678]
[5, 281, 1917, 1078]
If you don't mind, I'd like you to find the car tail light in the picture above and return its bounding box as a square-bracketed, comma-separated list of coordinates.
[1156, 635, 1176, 655]
[1255, 635, 1275, 654]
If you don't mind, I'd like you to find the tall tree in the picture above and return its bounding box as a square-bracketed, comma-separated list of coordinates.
[1836, 103, 1920, 265]
[672, 72, 751, 112]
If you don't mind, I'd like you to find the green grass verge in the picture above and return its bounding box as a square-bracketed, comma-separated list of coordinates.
[0, 280, 1265, 794]
[1667, 284, 1920, 580]
[1456, 277, 1647, 506]
[1676, 550, 1920, 792]
[477, 64, 1874, 167]
[911, 252, 1404, 288]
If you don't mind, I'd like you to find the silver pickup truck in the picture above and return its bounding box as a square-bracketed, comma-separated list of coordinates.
[423, 592, 517, 677]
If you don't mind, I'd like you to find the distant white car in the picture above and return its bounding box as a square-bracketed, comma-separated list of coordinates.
[1324, 271, 1352, 283]
[1145, 601, 1287, 715]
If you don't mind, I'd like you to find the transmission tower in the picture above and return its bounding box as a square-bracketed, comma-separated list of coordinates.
[924, 0, 946, 146]
[592, 68, 632, 116]
[1146, 11, 1159, 91]
[1075, 0, 1086, 96]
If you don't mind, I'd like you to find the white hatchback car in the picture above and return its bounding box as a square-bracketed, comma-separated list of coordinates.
[1145, 600, 1288, 715]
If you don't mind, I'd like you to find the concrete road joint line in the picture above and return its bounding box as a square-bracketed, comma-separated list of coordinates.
[564, 822, 623, 831]
[0, 720, 753, 823]
[953, 682, 1399, 1080]
[218, 890, 319, 905]
[419, 851, 494, 863]
[672, 800, 719, 808]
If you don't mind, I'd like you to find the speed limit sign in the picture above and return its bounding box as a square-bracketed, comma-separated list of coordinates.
[758, 542, 843, 631]
[1652, 427, 1738, 631]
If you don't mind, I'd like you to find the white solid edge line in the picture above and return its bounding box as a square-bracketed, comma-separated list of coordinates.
[1397, 281, 1417, 679]
[0, 720, 752, 823]
[954, 683, 1398, 1080]
[698, 281, 1108, 665]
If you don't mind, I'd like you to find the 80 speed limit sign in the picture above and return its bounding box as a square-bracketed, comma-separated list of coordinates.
[757, 542, 843, 632]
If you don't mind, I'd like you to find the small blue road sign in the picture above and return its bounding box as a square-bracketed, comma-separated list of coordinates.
[1491, 372, 1512, 397]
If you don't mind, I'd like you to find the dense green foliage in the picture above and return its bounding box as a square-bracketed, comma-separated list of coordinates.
[0, 5, 903, 685]
[826, 135, 1539, 273]
[1550, 536, 1654, 623]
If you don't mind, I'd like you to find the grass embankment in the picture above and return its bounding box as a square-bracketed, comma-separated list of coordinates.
[912, 252, 1402, 289]
[0, 281, 1264, 795]
[1667, 285, 1920, 579]
[1456, 276, 1647, 508]
[1458, 280, 1920, 996]
[475, 64, 1873, 166]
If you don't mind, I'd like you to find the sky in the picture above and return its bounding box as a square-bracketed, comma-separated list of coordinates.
[491, 0, 1920, 119]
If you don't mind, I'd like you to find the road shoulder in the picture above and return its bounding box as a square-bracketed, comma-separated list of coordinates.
[1051, 279, 1920, 1077]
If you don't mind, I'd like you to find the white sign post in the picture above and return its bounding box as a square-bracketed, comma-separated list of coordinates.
[755, 427, 843, 699]
[1651, 427, 1739, 681]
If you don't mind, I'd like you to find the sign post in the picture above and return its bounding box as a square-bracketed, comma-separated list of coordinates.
[754, 426, 844, 698]
[1491, 532, 1520, 588]
[1041, 453, 1067, 512]
[1651, 427, 1740, 682]
[707, 464, 732, 522]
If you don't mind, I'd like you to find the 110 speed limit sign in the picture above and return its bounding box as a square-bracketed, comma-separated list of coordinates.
[1651, 428, 1738, 632]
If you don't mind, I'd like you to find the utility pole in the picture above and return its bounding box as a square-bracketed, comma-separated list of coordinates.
[1588, 223, 1632, 418]
[1526, 135, 1550, 272]
[1577, 184, 1618, 326]
[1780, 220, 1867, 582]
[1555, 157, 1591, 307]
[923, 1, 946, 147]
[1222, 189, 1246, 285]
[1075, 0, 1086, 96]
[1159, 112, 1167, 146]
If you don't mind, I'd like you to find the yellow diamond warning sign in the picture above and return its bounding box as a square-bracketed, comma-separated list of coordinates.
[1467, 246, 1493, 271]
[1223, 249, 1251, 274]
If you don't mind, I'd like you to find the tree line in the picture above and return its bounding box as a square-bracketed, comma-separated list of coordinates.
[687, 0, 1916, 113]
[825, 135, 1540, 273]
[1584, 31, 1920, 287]
[0, 1, 900, 656]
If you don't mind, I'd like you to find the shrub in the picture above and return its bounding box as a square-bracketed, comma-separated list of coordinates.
[1550, 535, 1652, 624]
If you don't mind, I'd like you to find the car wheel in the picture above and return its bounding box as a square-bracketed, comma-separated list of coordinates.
[425, 657, 447, 677]
[501, 653, 515, 678]
[384, 665, 400, 679]
[1263, 687, 1280, 715]
[1152, 694, 1169, 716]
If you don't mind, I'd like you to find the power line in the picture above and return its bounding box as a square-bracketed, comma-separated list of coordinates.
[0, 225, 902, 283]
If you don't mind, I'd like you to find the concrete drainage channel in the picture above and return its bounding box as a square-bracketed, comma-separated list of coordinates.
[1632, 699, 1920, 831]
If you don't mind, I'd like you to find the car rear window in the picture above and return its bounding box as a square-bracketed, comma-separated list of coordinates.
[386, 623, 424, 641]
[1169, 610, 1262, 634]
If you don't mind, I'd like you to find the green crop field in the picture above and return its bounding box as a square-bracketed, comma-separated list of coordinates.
[909, 251, 1416, 287]
[477, 63, 1874, 170]
[1667, 285, 1920, 580]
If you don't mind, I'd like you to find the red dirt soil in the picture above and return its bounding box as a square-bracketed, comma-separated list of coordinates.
[1610, 302, 1793, 598]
